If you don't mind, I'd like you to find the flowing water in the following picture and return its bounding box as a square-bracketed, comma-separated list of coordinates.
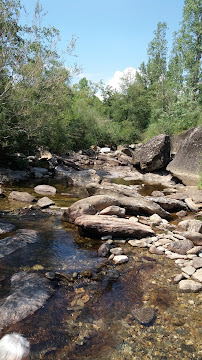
[0, 180, 202, 359]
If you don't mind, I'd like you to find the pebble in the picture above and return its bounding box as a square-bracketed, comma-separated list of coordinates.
[187, 246, 202, 254]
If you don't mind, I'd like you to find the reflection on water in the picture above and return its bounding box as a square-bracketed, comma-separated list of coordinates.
[111, 178, 166, 196]
[0, 182, 202, 359]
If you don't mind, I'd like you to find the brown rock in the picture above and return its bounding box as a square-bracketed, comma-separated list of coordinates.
[74, 214, 155, 239]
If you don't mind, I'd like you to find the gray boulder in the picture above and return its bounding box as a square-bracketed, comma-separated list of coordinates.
[168, 239, 194, 255]
[167, 126, 202, 185]
[147, 196, 187, 212]
[99, 205, 126, 217]
[0, 272, 54, 331]
[178, 219, 202, 233]
[132, 134, 170, 172]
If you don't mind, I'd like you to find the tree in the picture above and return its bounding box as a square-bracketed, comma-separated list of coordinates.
[174, 0, 202, 91]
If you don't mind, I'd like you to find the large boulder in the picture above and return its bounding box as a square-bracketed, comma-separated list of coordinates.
[167, 126, 202, 185]
[62, 195, 120, 223]
[132, 134, 170, 172]
[74, 214, 155, 238]
[0, 272, 54, 331]
[147, 196, 187, 212]
[62, 194, 171, 223]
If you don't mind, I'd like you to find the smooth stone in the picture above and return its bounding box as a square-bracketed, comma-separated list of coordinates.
[34, 184, 57, 195]
[149, 213, 162, 225]
[181, 231, 202, 246]
[37, 197, 55, 208]
[178, 219, 202, 234]
[101, 235, 112, 240]
[192, 268, 202, 283]
[99, 205, 126, 217]
[187, 246, 202, 254]
[8, 191, 36, 203]
[110, 247, 123, 255]
[178, 279, 202, 292]
[173, 274, 184, 283]
[185, 198, 198, 212]
[149, 245, 164, 255]
[181, 265, 196, 276]
[113, 255, 128, 265]
[167, 253, 187, 260]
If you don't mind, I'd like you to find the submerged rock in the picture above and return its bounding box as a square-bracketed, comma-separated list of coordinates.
[131, 306, 156, 325]
[0, 221, 16, 234]
[0, 271, 55, 331]
[0, 229, 39, 258]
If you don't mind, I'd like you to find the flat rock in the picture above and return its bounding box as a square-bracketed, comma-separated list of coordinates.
[0, 222, 15, 234]
[110, 247, 123, 255]
[37, 196, 55, 208]
[74, 214, 155, 239]
[178, 279, 202, 292]
[147, 196, 187, 212]
[131, 306, 156, 325]
[192, 268, 202, 283]
[192, 257, 202, 269]
[8, 191, 36, 203]
[0, 229, 39, 258]
[181, 265, 196, 276]
[184, 198, 198, 212]
[0, 272, 54, 331]
[113, 255, 128, 265]
[34, 184, 57, 195]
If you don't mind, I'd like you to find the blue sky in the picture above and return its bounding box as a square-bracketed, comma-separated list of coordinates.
[20, 0, 185, 87]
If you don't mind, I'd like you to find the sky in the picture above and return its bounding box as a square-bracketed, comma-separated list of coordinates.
[20, 0, 185, 90]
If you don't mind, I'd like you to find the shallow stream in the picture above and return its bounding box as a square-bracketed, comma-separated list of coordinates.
[0, 180, 201, 359]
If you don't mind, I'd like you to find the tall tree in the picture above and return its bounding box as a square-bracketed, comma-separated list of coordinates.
[172, 0, 202, 91]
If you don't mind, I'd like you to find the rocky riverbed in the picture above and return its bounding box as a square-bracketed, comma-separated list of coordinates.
[0, 128, 202, 359]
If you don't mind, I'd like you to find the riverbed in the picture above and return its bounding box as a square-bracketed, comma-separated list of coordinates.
[0, 180, 202, 359]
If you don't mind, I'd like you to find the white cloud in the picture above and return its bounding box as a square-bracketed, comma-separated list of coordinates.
[107, 67, 139, 92]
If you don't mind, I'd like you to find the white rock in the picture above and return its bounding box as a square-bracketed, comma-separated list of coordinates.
[110, 247, 123, 255]
[173, 274, 184, 283]
[178, 279, 202, 292]
[113, 255, 129, 265]
[185, 198, 198, 212]
[192, 268, 202, 283]
[181, 265, 196, 276]
[167, 253, 187, 260]
[187, 246, 202, 254]
[192, 257, 202, 269]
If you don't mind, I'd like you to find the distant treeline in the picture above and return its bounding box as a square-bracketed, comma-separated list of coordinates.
[0, 0, 201, 155]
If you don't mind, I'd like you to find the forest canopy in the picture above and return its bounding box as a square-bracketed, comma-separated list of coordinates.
[0, 0, 201, 155]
